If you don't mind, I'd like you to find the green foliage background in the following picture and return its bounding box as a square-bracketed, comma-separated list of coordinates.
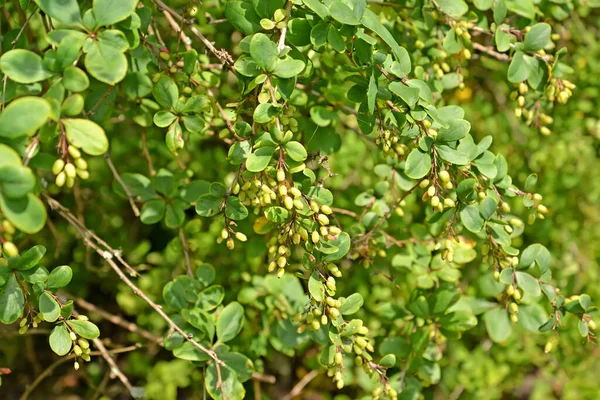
[0, 0, 599, 399]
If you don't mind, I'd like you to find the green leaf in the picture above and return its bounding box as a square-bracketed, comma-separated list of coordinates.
[516, 271, 541, 296]
[367, 72, 377, 113]
[234, 56, 261, 77]
[49, 325, 72, 356]
[329, 1, 360, 25]
[284, 141, 307, 161]
[505, 0, 534, 19]
[14, 245, 46, 271]
[217, 302, 245, 343]
[0, 165, 35, 199]
[84, 37, 128, 85]
[225, 0, 261, 35]
[308, 273, 324, 301]
[39, 292, 60, 322]
[163, 276, 201, 310]
[495, 26, 512, 52]
[0, 193, 47, 234]
[339, 293, 364, 315]
[0, 96, 51, 139]
[140, 199, 166, 224]
[67, 319, 100, 339]
[380, 354, 396, 368]
[322, 232, 351, 262]
[524, 23, 551, 50]
[63, 67, 90, 92]
[303, 0, 329, 19]
[328, 25, 345, 52]
[507, 52, 532, 83]
[0, 49, 53, 84]
[389, 82, 420, 109]
[225, 196, 248, 220]
[483, 308, 512, 343]
[253, 103, 279, 123]
[404, 149, 432, 179]
[182, 308, 214, 338]
[274, 57, 305, 78]
[228, 141, 251, 165]
[196, 285, 225, 310]
[0, 274, 24, 324]
[436, 119, 471, 142]
[460, 204, 484, 233]
[174, 341, 212, 361]
[436, 0, 469, 17]
[93, 0, 139, 26]
[250, 33, 278, 72]
[153, 110, 177, 128]
[196, 194, 223, 217]
[264, 206, 290, 223]
[479, 196, 498, 220]
[246, 146, 275, 172]
[361, 10, 410, 73]
[196, 263, 216, 287]
[47, 265, 73, 289]
[205, 361, 245, 400]
[435, 145, 469, 165]
[152, 76, 179, 109]
[63, 118, 109, 155]
[35, 0, 81, 25]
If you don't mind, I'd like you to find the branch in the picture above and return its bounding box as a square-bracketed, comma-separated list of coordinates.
[277, 0, 294, 52]
[104, 153, 141, 217]
[281, 370, 319, 400]
[19, 345, 140, 400]
[472, 42, 510, 61]
[91, 337, 134, 395]
[45, 196, 229, 400]
[179, 228, 193, 277]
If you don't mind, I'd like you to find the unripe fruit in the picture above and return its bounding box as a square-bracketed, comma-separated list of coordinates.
[509, 302, 519, 314]
[358, 326, 369, 335]
[75, 158, 87, 170]
[326, 276, 336, 291]
[293, 199, 304, 210]
[317, 214, 329, 226]
[355, 356, 363, 366]
[310, 201, 319, 213]
[320, 205, 333, 214]
[329, 307, 340, 319]
[510, 314, 518, 323]
[510, 218, 523, 227]
[3, 241, 18, 257]
[419, 179, 430, 188]
[321, 314, 328, 325]
[311, 231, 320, 243]
[76, 169, 89, 180]
[277, 169, 285, 182]
[226, 238, 235, 250]
[427, 186, 436, 197]
[544, 341, 553, 353]
[70, 331, 78, 341]
[68, 145, 81, 159]
[277, 256, 287, 268]
[52, 159, 65, 175]
[356, 337, 367, 348]
[513, 289, 522, 301]
[537, 204, 548, 214]
[78, 338, 90, 349]
[329, 226, 342, 235]
[284, 196, 294, 210]
[81, 354, 91, 362]
[66, 175, 75, 188]
[517, 96, 525, 107]
[290, 187, 301, 198]
[444, 198, 455, 208]
[336, 379, 344, 389]
[74, 345, 83, 356]
[64, 163, 76, 179]
[439, 170, 450, 182]
[430, 196, 440, 208]
[540, 126, 551, 136]
[235, 232, 247, 242]
[493, 271, 500, 281]
[589, 320, 596, 330]
[335, 352, 343, 365]
[56, 171, 66, 187]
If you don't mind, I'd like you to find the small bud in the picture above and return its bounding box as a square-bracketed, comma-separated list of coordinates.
[290, 187, 302, 198]
[430, 196, 440, 208]
[56, 171, 66, 187]
[74, 158, 88, 170]
[70, 331, 78, 341]
[277, 256, 287, 268]
[293, 199, 304, 210]
[284, 196, 294, 210]
[277, 267, 285, 278]
[439, 170, 450, 182]
[510, 218, 523, 227]
[537, 204, 548, 214]
[510, 314, 518, 323]
[74, 361, 80, 370]
[335, 352, 343, 365]
[317, 214, 329, 226]
[311, 231, 320, 244]
[64, 163, 77, 179]
[443, 198, 455, 208]
[427, 186, 436, 197]
[226, 238, 235, 250]
[419, 179, 430, 188]
[74, 345, 83, 356]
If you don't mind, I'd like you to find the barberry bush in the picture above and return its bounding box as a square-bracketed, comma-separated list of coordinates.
[0, 0, 599, 399]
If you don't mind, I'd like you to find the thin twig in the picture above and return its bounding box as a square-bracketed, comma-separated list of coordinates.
[277, 1, 293, 52]
[104, 153, 140, 217]
[282, 370, 319, 400]
[91, 338, 134, 395]
[72, 296, 162, 344]
[141, 129, 156, 176]
[19, 345, 140, 400]
[472, 42, 510, 61]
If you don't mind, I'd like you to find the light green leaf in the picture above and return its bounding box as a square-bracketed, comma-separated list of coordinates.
[152, 76, 179, 109]
[0, 193, 47, 234]
[67, 319, 100, 339]
[524, 23, 551, 51]
[35, 0, 82, 25]
[404, 149, 432, 179]
[274, 57, 306, 78]
[284, 141, 307, 161]
[39, 292, 60, 322]
[84, 38, 128, 85]
[0, 49, 53, 84]
[246, 146, 275, 172]
[13, 245, 46, 271]
[63, 118, 109, 155]
[0, 97, 51, 139]
[339, 293, 364, 315]
[361, 10, 411, 73]
[460, 204, 484, 233]
[0, 274, 24, 324]
[225, 196, 248, 220]
[93, 0, 139, 26]
[436, 119, 471, 142]
[483, 308, 512, 342]
[217, 302, 245, 343]
[250, 33, 278, 72]
[329, 1, 360, 25]
[47, 265, 73, 289]
[49, 325, 72, 356]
